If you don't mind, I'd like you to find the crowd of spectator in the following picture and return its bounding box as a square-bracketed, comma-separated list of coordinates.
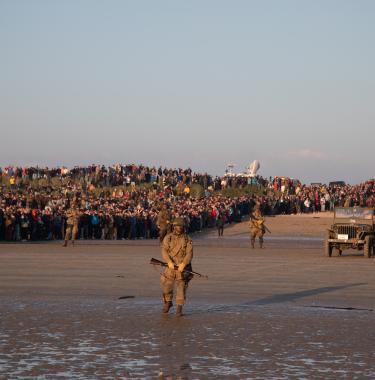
[1, 164, 227, 191]
[0, 164, 254, 241]
[0, 164, 374, 242]
[260, 178, 375, 215]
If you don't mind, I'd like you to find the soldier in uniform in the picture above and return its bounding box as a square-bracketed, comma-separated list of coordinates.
[156, 203, 172, 243]
[216, 212, 225, 237]
[160, 217, 193, 317]
[249, 205, 266, 248]
[63, 205, 80, 247]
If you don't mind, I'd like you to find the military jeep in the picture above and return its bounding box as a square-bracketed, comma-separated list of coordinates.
[325, 207, 375, 258]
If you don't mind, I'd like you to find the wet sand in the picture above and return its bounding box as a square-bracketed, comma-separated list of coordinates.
[1, 214, 375, 379]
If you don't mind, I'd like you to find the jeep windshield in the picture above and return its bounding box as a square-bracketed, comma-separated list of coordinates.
[335, 207, 373, 220]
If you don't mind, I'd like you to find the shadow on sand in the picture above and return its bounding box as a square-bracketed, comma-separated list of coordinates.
[248, 283, 367, 306]
[191, 282, 368, 315]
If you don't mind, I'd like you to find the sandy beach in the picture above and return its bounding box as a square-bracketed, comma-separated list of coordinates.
[1, 213, 374, 379]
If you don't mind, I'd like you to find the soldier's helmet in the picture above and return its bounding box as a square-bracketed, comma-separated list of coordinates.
[172, 217, 185, 226]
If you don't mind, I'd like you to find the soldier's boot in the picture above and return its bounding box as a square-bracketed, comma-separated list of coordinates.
[162, 301, 173, 314]
[62, 240, 68, 247]
[251, 238, 255, 249]
[176, 305, 183, 317]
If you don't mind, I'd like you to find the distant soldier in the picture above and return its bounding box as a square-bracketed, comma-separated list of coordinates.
[216, 213, 225, 237]
[249, 205, 266, 248]
[63, 206, 80, 247]
[156, 203, 172, 243]
[160, 217, 193, 317]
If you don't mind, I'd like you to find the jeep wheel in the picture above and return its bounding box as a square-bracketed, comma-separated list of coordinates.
[325, 241, 333, 257]
[364, 236, 372, 258]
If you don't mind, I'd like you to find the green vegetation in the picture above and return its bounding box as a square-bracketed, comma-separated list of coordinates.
[218, 185, 266, 198]
[189, 183, 205, 199]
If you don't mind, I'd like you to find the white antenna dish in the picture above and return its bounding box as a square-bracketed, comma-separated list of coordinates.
[247, 160, 260, 177]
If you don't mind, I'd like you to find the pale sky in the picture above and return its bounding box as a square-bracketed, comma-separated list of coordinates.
[0, 0, 374, 184]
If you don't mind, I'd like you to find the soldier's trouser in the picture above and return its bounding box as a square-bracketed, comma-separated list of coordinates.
[65, 224, 78, 241]
[250, 229, 264, 247]
[161, 269, 190, 305]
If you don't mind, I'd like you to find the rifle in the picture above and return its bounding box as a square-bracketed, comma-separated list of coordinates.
[251, 216, 271, 234]
[150, 257, 208, 279]
[263, 224, 272, 234]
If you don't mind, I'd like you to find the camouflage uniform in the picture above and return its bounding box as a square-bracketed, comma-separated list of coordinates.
[249, 208, 265, 248]
[63, 208, 80, 246]
[160, 219, 193, 315]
